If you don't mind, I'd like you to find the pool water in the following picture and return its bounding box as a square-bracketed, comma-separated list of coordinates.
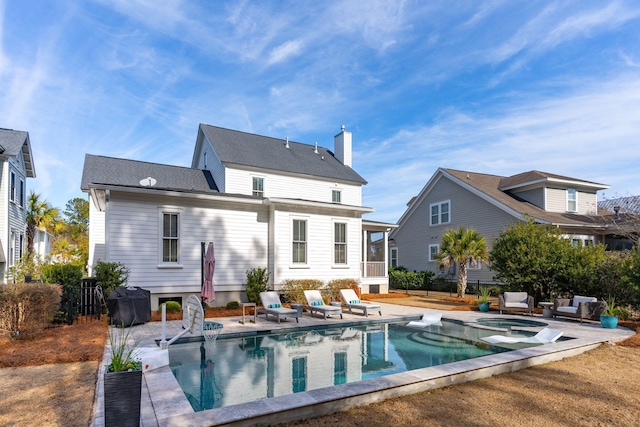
[168, 319, 532, 411]
[475, 318, 548, 329]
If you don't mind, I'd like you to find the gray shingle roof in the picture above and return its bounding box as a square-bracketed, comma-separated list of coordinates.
[0, 128, 35, 177]
[499, 170, 607, 190]
[599, 196, 640, 214]
[199, 124, 367, 184]
[81, 154, 218, 193]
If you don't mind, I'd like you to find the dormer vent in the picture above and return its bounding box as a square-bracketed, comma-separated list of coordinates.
[285, 137, 290, 149]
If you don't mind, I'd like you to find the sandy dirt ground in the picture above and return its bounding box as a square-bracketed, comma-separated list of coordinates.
[0, 294, 638, 427]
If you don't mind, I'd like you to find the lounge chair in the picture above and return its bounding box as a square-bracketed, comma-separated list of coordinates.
[552, 296, 606, 323]
[259, 291, 299, 324]
[303, 290, 343, 319]
[339, 289, 382, 317]
[480, 327, 563, 345]
[499, 292, 534, 315]
[406, 310, 442, 328]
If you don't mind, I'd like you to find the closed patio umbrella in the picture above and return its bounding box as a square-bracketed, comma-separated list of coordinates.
[202, 242, 216, 304]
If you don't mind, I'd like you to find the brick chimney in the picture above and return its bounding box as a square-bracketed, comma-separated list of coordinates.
[334, 125, 352, 167]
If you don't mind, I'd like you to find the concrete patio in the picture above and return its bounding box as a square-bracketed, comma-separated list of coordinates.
[89, 301, 635, 427]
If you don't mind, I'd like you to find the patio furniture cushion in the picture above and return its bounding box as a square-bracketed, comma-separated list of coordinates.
[572, 295, 597, 307]
[556, 306, 578, 314]
[503, 292, 529, 308]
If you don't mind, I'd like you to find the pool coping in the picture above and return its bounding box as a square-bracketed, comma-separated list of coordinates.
[90, 303, 635, 427]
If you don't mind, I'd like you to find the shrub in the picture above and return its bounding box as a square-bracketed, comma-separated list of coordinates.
[389, 269, 434, 291]
[0, 283, 61, 339]
[94, 261, 130, 297]
[163, 301, 182, 313]
[326, 278, 359, 301]
[41, 263, 85, 323]
[226, 301, 240, 310]
[12, 253, 44, 282]
[280, 279, 324, 304]
[245, 267, 269, 303]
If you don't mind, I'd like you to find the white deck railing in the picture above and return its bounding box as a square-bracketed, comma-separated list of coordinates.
[360, 262, 387, 278]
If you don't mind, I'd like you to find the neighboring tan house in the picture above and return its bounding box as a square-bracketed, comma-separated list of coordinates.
[81, 124, 395, 309]
[389, 168, 610, 282]
[0, 128, 36, 283]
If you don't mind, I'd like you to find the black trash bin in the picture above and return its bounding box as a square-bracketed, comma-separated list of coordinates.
[107, 287, 151, 326]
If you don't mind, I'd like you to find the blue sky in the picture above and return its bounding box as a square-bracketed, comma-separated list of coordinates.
[1, 0, 639, 223]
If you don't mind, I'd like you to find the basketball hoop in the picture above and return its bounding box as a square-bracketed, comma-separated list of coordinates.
[203, 321, 223, 346]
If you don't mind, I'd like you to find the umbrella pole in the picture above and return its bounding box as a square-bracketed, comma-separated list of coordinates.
[201, 242, 205, 301]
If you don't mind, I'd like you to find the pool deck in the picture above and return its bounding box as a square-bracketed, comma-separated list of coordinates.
[90, 302, 635, 427]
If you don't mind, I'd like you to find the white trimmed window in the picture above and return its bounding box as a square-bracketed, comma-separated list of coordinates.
[430, 200, 450, 226]
[334, 222, 347, 264]
[292, 219, 307, 264]
[252, 177, 264, 197]
[390, 248, 398, 267]
[332, 189, 341, 203]
[10, 172, 16, 202]
[161, 212, 180, 263]
[203, 152, 207, 169]
[9, 230, 15, 266]
[567, 189, 577, 212]
[467, 257, 482, 270]
[19, 180, 24, 207]
[429, 244, 439, 262]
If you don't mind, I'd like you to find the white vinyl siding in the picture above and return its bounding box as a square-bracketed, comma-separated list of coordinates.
[567, 188, 577, 212]
[333, 222, 347, 265]
[429, 244, 439, 262]
[430, 200, 450, 226]
[88, 199, 106, 274]
[103, 192, 269, 295]
[225, 167, 362, 205]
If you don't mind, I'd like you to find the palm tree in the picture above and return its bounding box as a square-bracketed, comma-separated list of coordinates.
[437, 227, 489, 298]
[26, 191, 59, 255]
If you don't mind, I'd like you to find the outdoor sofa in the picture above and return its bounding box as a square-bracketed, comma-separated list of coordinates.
[499, 292, 535, 315]
[552, 295, 606, 323]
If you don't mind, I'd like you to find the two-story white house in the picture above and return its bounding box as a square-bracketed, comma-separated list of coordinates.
[0, 128, 36, 283]
[81, 124, 394, 309]
[389, 168, 610, 282]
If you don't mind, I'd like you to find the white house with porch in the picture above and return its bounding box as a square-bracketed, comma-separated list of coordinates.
[81, 124, 394, 309]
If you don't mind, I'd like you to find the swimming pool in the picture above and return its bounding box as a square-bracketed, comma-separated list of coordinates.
[168, 319, 541, 411]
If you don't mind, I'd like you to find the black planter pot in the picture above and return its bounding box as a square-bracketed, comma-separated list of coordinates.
[104, 368, 142, 427]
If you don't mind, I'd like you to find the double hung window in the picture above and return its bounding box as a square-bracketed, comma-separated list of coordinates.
[430, 200, 450, 225]
[162, 213, 179, 263]
[252, 177, 264, 197]
[429, 244, 439, 262]
[567, 189, 577, 212]
[334, 222, 347, 264]
[292, 219, 307, 264]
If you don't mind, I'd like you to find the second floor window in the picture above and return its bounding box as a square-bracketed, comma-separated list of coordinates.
[567, 188, 577, 212]
[292, 219, 307, 264]
[10, 172, 15, 202]
[252, 177, 264, 197]
[332, 189, 341, 203]
[430, 201, 450, 225]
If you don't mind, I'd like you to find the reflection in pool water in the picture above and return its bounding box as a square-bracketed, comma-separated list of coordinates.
[168, 319, 539, 411]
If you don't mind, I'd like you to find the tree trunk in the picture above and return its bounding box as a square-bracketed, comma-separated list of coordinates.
[457, 263, 468, 298]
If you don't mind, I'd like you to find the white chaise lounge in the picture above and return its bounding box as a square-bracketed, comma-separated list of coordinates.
[339, 289, 381, 317]
[259, 291, 300, 324]
[303, 290, 343, 320]
[406, 310, 442, 328]
[480, 327, 563, 345]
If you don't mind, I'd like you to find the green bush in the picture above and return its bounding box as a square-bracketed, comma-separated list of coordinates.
[41, 263, 85, 323]
[226, 301, 240, 309]
[163, 301, 182, 312]
[94, 261, 130, 297]
[280, 279, 324, 304]
[245, 267, 269, 303]
[389, 269, 434, 291]
[0, 283, 61, 339]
